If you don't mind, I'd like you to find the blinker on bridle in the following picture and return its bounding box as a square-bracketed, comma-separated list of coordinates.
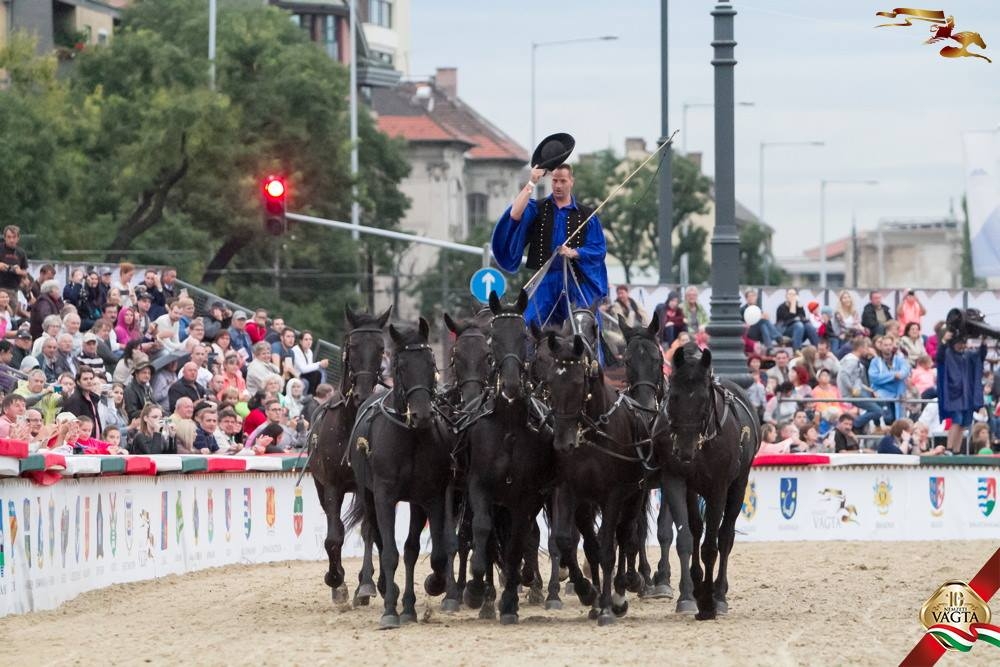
[393, 342, 438, 426]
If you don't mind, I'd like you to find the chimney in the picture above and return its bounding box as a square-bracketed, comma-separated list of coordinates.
[624, 137, 646, 160]
[686, 151, 702, 171]
[435, 67, 457, 99]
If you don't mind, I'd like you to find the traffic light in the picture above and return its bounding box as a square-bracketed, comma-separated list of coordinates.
[262, 175, 287, 235]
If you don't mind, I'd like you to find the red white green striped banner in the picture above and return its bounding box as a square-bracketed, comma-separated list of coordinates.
[926, 623, 1000, 652]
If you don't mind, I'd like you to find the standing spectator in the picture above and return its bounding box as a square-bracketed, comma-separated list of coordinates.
[936, 329, 987, 454]
[652, 291, 685, 348]
[29, 264, 56, 303]
[0, 225, 29, 303]
[742, 288, 781, 351]
[680, 286, 708, 334]
[124, 361, 155, 421]
[30, 280, 63, 339]
[868, 335, 911, 425]
[113, 262, 137, 309]
[229, 311, 253, 362]
[861, 291, 892, 336]
[246, 341, 280, 396]
[63, 268, 86, 310]
[292, 331, 328, 394]
[167, 362, 207, 412]
[609, 285, 648, 328]
[77, 271, 104, 329]
[896, 289, 927, 330]
[246, 309, 270, 344]
[775, 288, 819, 351]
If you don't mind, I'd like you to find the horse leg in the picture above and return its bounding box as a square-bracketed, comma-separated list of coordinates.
[667, 474, 696, 613]
[522, 519, 545, 605]
[652, 482, 674, 598]
[686, 486, 704, 610]
[554, 489, 596, 610]
[464, 482, 491, 610]
[498, 507, 529, 624]
[545, 505, 564, 610]
[456, 505, 473, 598]
[479, 528, 498, 620]
[695, 491, 724, 621]
[597, 496, 624, 626]
[400, 505, 425, 624]
[323, 486, 348, 603]
[354, 490, 379, 606]
[373, 493, 401, 629]
[440, 483, 462, 613]
[577, 506, 602, 619]
[714, 477, 748, 616]
[425, 496, 451, 600]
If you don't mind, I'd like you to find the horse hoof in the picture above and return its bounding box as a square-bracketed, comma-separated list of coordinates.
[564, 581, 574, 595]
[424, 574, 446, 597]
[464, 587, 484, 610]
[379, 614, 400, 630]
[676, 599, 698, 614]
[357, 582, 377, 599]
[577, 584, 598, 608]
[499, 613, 518, 625]
[597, 612, 616, 627]
[353, 595, 370, 607]
[588, 607, 600, 620]
[526, 586, 545, 605]
[544, 599, 563, 611]
[478, 604, 496, 620]
[714, 599, 729, 615]
[625, 572, 643, 594]
[440, 598, 461, 613]
[559, 566, 569, 582]
[332, 584, 349, 604]
[324, 572, 344, 589]
[612, 600, 629, 618]
[645, 583, 673, 599]
[695, 609, 717, 621]
[400, 612, 418, 625]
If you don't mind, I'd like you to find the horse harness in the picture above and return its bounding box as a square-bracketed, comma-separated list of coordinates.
[340, 326, 390, 400]
[656, 377, 758, 455]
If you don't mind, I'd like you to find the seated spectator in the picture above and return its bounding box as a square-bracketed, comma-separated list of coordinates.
[898, 322, 924, 366]
[77, 271, 104, 329]
[113, 261, 137, 308]
[759, 422, 802, 455]
[877, 418, 914, 454]
[128, 403, 176, 455]
[177, 297, 196, 341]
[799, 424, 824, 453]
[745, 360, 767, 420]
[764, 381, 797, 424]
[99, 382, 130, 431]
[884, 319, 901, 339]
[54, 332, 79, 376]
[167, 362, 207, 412]
[24, 409, 56, 453]
[45, 411, 83, 454]
[971, 423, 991, 455]
[833, 414, 861, 452]
[61, 367, 103, 438]
[925, 320, 945, 359]
[141, 269, 166, 320]
[861, 291, 893, 336]
[271, 328, 298, 381]
[759, 423, 777, 448]
[124, 361, 155, 421]
[115, 306, 142, 345]
[813, 338, 840, 378]
[183, 317, 207, 353]
[834, 291, 864, 345]
[246, 309, 270, 344]
[30, 280, 63, 340]
[246, 341, 280, 396]
[791, 347, 818, 385]
[284, 378, 310, 420]
[11, 329, 33, 369]
[169, 397, 197, 454]
[652, 291, 686, 348]
[14, 369, 60, 420]
[29, 264, 56, 303]
[302, 383, 335, 422]
[766, 349, 793, 385]
[0, 393, 26, 438]
[74, 415, 124, 455]
[114, 339, 149, 385]
[812, 369, 849, 422]
[191, 405, 221, 454]
[62, 312, 84, 355]
[203, 301, 232, 341]
[912, 421, 947, 456]
[910, 355, 936, 396]
[292, 331, 328, 394]
[228, 311, 253, 362]
[681, 286, 709, 334]
[62, 269, 85, 310]
[152, 299, 186, 354]
[238, 421, 286, 456]
[869, 335, 910, 425]
[264, 317, 286, 345]
[31, 314, 62, 357]
[37, 336, 69, 383]
[151, 359, 179, 411]
[0, 340, 18, 394]
[215, 407, 244, 454]
[76, 332, 107, 377]
[791, 366, 813, 404]
[775, 288, 819, 351]
[610, 284, 648, 328]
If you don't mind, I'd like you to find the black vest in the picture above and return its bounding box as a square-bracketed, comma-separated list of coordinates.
[525, 199, 594, 270]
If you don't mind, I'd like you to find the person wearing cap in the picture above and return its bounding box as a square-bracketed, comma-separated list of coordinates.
[228, 310, 253, 360]
[45, 412, 83, 454]
[76, 332, 107, 377]
[124, 360, 155, 421]
[492, 139, 608, 327]
[11, 328, 33, 368]
[134, 287, 153, 333]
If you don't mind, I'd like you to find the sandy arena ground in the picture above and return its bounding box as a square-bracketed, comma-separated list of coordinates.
[2, 540, 998, 666]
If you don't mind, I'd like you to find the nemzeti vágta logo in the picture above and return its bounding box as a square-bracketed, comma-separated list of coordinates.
[779, 477, 797, 520]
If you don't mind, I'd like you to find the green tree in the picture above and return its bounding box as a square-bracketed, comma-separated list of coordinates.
[960, 195, 983, 288]
[739, 223, 788, 285]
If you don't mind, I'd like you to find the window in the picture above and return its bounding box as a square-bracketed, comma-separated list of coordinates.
[467, 193, 489, 228]
[322, 15, 339, 60]
[370, 49, 394, 66]
[368, 0, 393, 28]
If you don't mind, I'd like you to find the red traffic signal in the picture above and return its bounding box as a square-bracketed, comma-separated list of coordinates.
[261, 175, 287, 236]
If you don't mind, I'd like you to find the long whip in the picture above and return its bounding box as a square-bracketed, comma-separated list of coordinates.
[523, 129, 679, 296]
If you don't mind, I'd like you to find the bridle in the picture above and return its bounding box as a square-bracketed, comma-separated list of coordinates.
[341, 326, 387, 400]
[489, 311, 531, 402]
[623, 335, 665, 412]
[448, 328, 489, 397]
[549, 353, 600, 422]
[391, 342, 438, 427]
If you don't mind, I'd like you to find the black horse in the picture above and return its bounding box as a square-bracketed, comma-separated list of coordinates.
[543, 330, 648, 626]
[462, 290, 555, 625]
[652, 343, 760, 620]
[618, 315, 696, 613]
[347, 318, 456, 629]
[309, 305, 390, 605]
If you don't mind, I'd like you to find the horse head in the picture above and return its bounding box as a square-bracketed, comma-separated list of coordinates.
[444, 311, 490, 404]
[488, 289, 530, 402]
[620, 314, 664, 415]
[388, 317, 438, 429]
[666, 342, 714, 464]
[342, 304, 391, 405]
[544, 331, 599, 452]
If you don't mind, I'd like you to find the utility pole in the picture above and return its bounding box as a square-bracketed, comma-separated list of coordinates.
[208, 0, 217, 91]
[658, 0, 673, 283]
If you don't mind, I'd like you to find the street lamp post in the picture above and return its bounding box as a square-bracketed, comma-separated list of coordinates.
[681, 100, 753, 154]
[707, 2, 747, 383]
[758, 140, 824, 226]
[530, 35, 618, 153]
[819, 179, 878, 288]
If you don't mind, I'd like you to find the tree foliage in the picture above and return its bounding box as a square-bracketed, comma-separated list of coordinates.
[739, 223, 788, 285]
[3, 0, 410, 341]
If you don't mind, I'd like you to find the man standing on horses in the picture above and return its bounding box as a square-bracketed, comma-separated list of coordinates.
[492, 133, 609, 327]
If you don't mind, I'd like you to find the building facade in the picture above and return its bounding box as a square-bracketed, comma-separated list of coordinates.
[2, 0, 121, 54]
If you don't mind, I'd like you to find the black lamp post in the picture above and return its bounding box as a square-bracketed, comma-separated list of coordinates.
[706, 2, 748, 383]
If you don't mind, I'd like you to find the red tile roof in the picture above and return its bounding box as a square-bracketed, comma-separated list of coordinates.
[803, 237, 850, 260]
[370, 82, 528, 162]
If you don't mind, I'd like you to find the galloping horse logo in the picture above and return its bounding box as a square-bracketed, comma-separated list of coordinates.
[929, 476, 945, 517]
[876, 8, 992, 62]
[779, 478, 798, 520]
[977, 477, 996, 517]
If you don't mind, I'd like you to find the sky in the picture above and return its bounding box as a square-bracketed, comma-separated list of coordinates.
[406, 1, 1000, 258]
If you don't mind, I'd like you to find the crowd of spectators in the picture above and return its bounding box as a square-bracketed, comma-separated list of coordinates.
[605, 281, 1000, 457]
[0, 225, 335, 457]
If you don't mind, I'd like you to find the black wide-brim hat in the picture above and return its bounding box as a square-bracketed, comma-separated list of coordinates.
[531, 132, 575, 171]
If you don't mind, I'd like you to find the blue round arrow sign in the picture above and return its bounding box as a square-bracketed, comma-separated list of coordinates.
[469, 267, 506, 304]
